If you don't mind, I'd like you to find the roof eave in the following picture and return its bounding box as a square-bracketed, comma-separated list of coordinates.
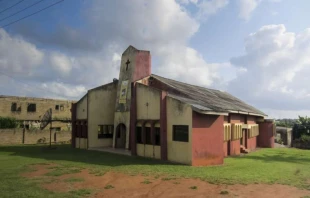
[228, 110, 267, 118]
[192, 107, 229, 116]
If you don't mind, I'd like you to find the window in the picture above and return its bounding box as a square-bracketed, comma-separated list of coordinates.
[173, 125, 189, 142]
[98, 125, 113, 138]
[11, 103, 21, 112]
[60, 105, 64, 111]
[27, 103, 36, 112]
[11, 103, 17, 111]
[155, 127, 160, 145]
[145, 127, 152, 145]
[55, 105, 59, 110]
[136, 126, 142, 144]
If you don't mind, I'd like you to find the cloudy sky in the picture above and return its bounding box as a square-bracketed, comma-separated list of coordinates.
[0, 0, 310, 119]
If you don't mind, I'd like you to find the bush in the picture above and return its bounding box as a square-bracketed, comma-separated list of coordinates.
[0, 117, 18, 129]
[292, 116, 310, 140]
[301, 134, 310, 143]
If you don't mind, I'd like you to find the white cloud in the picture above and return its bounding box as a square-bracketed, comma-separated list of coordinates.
[0, 0, 232, 100]
[229, 24, 310, 118]
[238, 0, 260, 20]
[41, 82, 87, 99]
[177, 0, 229, 21]
[88, 0, 230, 87]
[177, 0, 199, 4]
[238, 0, 281, 20]
[0, 28, 120, 99]
[49, 52, 73, 75]
[0, 29, 44, 75]
[262, 109, 310, 119]
[196, 0, 229, 20]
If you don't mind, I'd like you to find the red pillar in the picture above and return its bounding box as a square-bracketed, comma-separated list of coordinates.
[192, 113, 224, 166]
[223, 141, 228, 157]
[71, 103, 77, 148]
[160, 91, 167, 160]
[257, 120, 275, 148]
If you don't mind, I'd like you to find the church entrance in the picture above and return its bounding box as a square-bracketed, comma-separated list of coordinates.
[115, 123, 126, 149]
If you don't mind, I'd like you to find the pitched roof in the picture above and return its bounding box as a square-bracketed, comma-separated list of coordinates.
[151, 74, 266, 117]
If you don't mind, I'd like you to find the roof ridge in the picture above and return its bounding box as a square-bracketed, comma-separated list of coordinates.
[151, 74, 223, 92]
[150, 74, 266, 116]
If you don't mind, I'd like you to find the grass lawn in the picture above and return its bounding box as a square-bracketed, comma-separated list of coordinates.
[0, 145, 310, 197]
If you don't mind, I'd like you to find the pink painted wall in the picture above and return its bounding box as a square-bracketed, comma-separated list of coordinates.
[133, 51, 151, 82]
[192, 112, 224, 166]
[223, 141, 228, 157]
[257, 121, 275, 148]
[247, 137, 257, 150]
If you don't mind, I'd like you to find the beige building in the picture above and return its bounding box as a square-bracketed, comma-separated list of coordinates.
[72, 46, 275, 166]
[0, 95, 75, 130]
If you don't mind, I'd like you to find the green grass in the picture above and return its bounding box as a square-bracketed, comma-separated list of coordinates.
[104, 184, 114, 189]
[69, 189, 92, 197]
[0, 145, 310, 198]
[45, 167, 82, 176]
[64, 177, 84, 183]
[162, 177, 177, 181]
[141, 179, 152, 184]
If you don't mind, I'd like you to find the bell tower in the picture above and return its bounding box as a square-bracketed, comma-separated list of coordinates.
[113, 46, 151, 149]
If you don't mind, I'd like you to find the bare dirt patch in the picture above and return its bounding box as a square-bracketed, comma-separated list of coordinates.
[22, 164, 310, 198]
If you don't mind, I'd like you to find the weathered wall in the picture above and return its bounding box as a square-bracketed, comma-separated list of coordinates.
[192, 112, 224, 166]
[246, 115, 257, 150]
[276, 127, 292, 146]
[113, 46, 151, 150]
[166, 96, 192, 165]
[223, 141, 228, 157]
[0, 95, 74, 121]
[258, 121, 275, 148]
[76, 94, 87, 120]
[136, 144, 161, 159]
[247, 137, 257, 150]
[229, 114, 244, 155]
[136, 83, 160, 120]
[88, 83, 117, 148]
[247, 116, 256, 124]
[224, 116, 228, 123]
[75, 138, 88, 149]
[0, 129, 71, 145]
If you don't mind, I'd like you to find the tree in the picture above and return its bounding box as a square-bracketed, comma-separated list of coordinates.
[292, 116, 310, 140]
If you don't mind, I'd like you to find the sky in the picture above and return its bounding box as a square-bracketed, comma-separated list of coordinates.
[0, 0, 310, 119]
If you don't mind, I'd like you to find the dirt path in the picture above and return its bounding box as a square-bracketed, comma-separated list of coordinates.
[22, 164, 310, 198]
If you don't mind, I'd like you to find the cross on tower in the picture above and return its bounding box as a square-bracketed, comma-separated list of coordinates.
[125, 59, 130, 71]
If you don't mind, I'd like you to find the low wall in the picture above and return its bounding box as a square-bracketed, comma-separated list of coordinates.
[0, 128, 71, 145]
[275, 127, 292, 146]
[292, 140, 310, 149]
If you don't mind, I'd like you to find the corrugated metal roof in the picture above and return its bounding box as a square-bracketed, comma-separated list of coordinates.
[152, 74, 266, 116]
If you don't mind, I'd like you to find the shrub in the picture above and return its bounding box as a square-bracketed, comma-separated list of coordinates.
[0, 117, 18, 129]
[301, 134, 310, 143]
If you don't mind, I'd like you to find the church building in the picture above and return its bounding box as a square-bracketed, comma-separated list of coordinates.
[71, 46, 275, 166]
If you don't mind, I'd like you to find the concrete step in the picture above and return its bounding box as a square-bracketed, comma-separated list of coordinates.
[240, 145, 250, 154]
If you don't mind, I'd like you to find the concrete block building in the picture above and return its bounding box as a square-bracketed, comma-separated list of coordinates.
[0, 95, 74, 130]
[71, 46, 275, 166]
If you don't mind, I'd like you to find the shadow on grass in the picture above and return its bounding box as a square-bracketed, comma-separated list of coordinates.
[0, 144, 177, 167]
[231, 151, 310, 164]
